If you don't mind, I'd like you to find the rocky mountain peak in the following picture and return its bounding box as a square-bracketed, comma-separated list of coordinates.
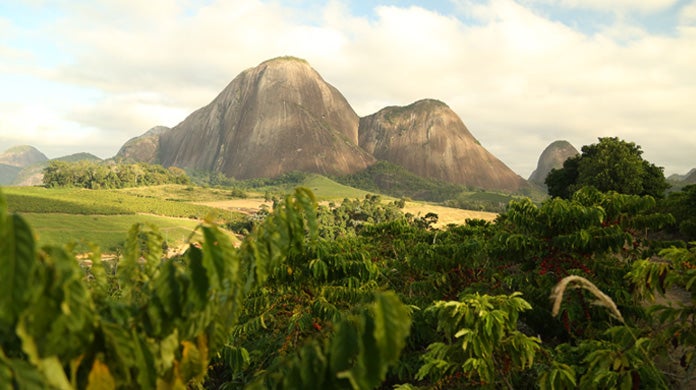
[358, 99, 528, 192]
[528, 140, 579, 188]
[158, 57, 375, 179]
[115, 126, 170, 163]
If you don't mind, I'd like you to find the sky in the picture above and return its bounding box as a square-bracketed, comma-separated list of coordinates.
[1, 0, 694, 178]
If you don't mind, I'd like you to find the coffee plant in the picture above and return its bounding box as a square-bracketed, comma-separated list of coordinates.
[1, 182, 694, 389]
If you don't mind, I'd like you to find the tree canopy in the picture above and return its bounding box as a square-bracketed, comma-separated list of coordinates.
[546, 137, 669, 199]
[42, 160, 190, 189]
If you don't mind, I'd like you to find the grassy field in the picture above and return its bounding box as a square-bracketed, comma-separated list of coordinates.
[2, 186, 244, 254]
[20, 213, 207, 253]
[2, 178, 499, 254]
[3, 186, 241, 221]
[299, 175, 373, 200]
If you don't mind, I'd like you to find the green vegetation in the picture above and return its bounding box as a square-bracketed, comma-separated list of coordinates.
[2, 177, 696, 388]
[19, 213, 203, 252]
[43, 160, 190, 189]
[334, 161, 465, 202]
[2, 138, 695, 389]
[3, 186, 245, 252]
[334, 161, 541, 212]
[547, 137, 669, 199]
[3, 186, 235, 221]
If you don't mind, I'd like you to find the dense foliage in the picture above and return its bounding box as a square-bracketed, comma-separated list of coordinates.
[2, 179, 695, 388]
[43, 160, 190, 189]
[546, 137, 669, 199]
[659, 184, 696, 240]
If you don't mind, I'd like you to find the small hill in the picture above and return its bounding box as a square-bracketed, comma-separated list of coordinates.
[0, 145, 48, 168]
[358, 99, 528, 193]
[11, 152, 104, 186]
[0, 145, 48, 185]
[668, 168, 696, 183]
[684, 169, 696, 185]
[54, 152, 102, 163]
[528, 140, 579, 189]
[159, 56, 375, 179]
[115, 126, 170, 163]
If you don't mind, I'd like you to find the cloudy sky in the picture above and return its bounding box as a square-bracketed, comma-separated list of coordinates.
[1, 0, 694, 177]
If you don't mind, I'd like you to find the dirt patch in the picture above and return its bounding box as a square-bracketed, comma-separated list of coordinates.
[195, 198, 271, 215]
[402, 202, 497, 228]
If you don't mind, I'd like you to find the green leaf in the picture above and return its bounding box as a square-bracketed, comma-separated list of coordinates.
[0, 212, 37, 328]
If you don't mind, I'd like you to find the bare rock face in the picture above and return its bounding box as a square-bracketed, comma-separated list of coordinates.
[115, 126, 169, 163]
[159, 57, 375, 179]
[358, 99, 528, 192]
[0, 145, 48, 168]
[528, 140, 579, 188]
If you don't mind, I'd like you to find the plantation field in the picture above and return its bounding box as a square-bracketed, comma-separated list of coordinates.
[2, 185, 245, 254]
[3, 186, 240, 221]
[119, 184, 249, 202]
[298, 174, 372, 200]
[20, 212, 208, 253]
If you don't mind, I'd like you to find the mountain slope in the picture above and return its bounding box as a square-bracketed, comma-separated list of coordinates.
[358, 99, 528, 192]
[159, 57, 375, 179]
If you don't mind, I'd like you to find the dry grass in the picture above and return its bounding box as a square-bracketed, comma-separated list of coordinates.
[550, 275, 624, 323]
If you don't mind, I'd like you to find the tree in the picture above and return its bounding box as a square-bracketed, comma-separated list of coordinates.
[546, 137, 669, 199]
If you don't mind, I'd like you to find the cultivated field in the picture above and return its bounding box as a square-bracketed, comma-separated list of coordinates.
[3, 182, 497, 254]
[197, 198, 497, 228]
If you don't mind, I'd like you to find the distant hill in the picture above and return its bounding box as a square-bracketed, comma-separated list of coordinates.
[528, 140, 579, 189]
[0, 145, 48, 168]
[0, 145, 49, 185]
[54, 152, 102, 163]
[668, 168, 696, 183]
[9, 151, 103, 186]
[686, 169, 696, 184]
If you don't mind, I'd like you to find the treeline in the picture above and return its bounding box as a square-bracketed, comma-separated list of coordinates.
[42, 160, 190, 189]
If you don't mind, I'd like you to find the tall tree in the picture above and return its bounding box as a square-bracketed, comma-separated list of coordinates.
[546, 137, 669, 199]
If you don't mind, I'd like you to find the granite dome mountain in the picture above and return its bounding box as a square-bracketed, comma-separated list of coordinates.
[528, 140, 579, 189]
[358, 99, 527, 192]
[118, 56, 528, 192]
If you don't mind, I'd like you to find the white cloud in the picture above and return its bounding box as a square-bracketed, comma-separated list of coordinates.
[681, 1, 696, 25]
[1, 0, 694, 176]
[525, 0, 679, 14]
